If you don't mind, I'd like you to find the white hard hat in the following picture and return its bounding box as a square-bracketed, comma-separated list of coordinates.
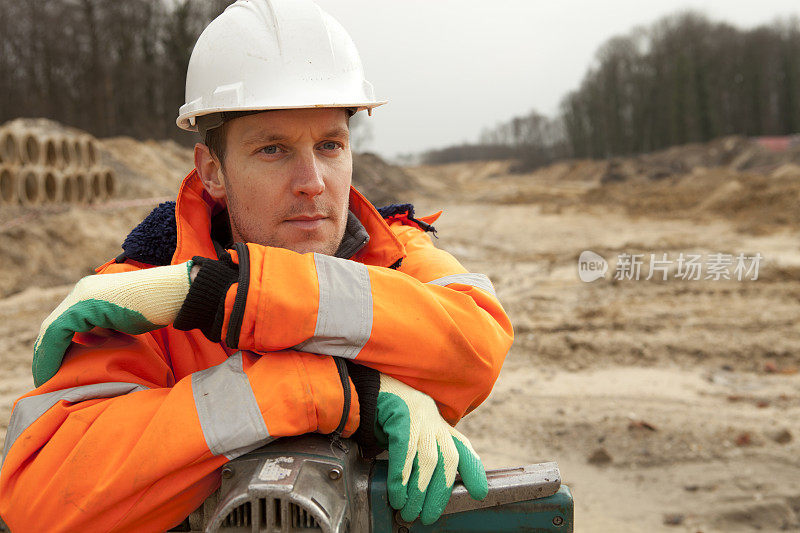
[177, 0, 387, 132]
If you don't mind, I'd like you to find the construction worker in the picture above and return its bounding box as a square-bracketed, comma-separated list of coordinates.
[0, 1, 513, 531]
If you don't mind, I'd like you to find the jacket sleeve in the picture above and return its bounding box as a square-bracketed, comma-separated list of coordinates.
[0, 329, 358, 532]
[178, 220, 514, 425]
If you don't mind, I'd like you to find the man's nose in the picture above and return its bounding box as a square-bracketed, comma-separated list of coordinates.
[291, 152, 325, 198]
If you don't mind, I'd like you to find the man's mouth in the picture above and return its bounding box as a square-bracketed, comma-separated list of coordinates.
[284, 214, 327, 230]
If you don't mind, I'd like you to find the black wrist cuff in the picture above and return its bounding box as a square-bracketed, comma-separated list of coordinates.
[331, 358, 351, 438]
[345, 361, 382, 458]
[174, 256, 239, 342]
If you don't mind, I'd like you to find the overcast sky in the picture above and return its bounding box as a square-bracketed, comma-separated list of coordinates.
[313, 0, 800, 161]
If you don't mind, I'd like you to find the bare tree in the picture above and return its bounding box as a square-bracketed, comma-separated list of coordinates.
[0, 0, 231, 142]
[561, 11, 800, 158]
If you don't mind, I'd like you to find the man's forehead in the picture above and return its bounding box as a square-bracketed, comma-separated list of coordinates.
[232, 109, 350, 144]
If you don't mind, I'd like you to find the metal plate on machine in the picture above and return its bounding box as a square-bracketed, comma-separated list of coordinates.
[444, 462, 562, 515]
[370, 460, 573, 532]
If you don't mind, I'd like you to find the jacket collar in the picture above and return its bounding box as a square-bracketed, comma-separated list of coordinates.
[335, 211, 370, 259]
[172, 169, 406, 268]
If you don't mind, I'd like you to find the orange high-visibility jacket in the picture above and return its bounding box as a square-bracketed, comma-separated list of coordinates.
[0, 170, 513, 532]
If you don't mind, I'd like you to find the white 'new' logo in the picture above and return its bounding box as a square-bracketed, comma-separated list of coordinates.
[578, 251, 607, 282]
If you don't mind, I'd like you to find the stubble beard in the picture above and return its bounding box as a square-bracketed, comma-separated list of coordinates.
[225, 182, 347, 256]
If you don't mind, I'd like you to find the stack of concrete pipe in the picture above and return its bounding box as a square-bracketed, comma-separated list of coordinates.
[0, 124, 115, 206]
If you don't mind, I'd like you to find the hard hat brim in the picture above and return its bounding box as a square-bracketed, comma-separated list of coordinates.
[177, 101, 388, 132]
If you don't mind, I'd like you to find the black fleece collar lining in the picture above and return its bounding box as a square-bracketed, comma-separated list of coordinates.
[334, 211, 370, 259]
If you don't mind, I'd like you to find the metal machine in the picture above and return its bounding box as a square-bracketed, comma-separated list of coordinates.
[172, 435, 573, 533]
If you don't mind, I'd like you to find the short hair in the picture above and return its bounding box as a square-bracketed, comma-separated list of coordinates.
[202, 110, 261, 169]
[204, 121, 229, 168]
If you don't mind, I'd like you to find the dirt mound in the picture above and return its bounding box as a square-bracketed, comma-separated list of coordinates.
[405, 160, 516, 189]
[351, 152, 417, 206]
[100, 137, 192, 198]
[409, 136, 800, 234]
[634, 136, 751, 177]
[0, 202, 159, 298]
[596, 139, 800, 233]
[601, 135, 800, 182]
[2, 117, 90, 138]
[586, 167, 800, 233]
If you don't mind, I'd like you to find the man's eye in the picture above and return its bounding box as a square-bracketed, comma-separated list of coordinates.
[321, 141, 341, 151]
[261, 145, 280, 155]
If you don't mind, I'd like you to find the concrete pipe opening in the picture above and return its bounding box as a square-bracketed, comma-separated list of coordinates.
[21, 133, 42, 165]
[90, 171, 102, 201]
[60, 138, 72, 169]
[61, 174, 75, 203]
[43, 170, 58, 203]
[72, 139, 83, 168]
[103, 169, 115, 199]
[19, 169, 40, 205]
[0, 130, 19, 165]
[0, 167, 16, 204]
[45, 138, 59, 168]
[83, 138, 98, 168]
[74, 172, 87, 203]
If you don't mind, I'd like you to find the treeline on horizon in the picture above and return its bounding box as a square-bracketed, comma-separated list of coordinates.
[0, 0, 229, 142]
[421, 11, 800, 169]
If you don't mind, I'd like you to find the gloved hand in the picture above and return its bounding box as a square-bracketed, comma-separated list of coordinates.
[375, 374, 488, 525]
[32, 261, 195, 386]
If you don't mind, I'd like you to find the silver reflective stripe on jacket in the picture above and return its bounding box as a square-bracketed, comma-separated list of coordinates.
[426, 273, 497, 297]
[191, 352, 273, 460]
[294, 253, 373, 359]
[1, 382, 148, 466]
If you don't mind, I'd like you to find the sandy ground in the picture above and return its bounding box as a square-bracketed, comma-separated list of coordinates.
[1, 149, 799, 532]
[406, 162, 800, 532]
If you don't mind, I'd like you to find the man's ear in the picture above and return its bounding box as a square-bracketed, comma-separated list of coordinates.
[194, 143, 227, 202]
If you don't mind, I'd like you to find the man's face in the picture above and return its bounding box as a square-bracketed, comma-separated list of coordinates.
[204, 108, 352, 255]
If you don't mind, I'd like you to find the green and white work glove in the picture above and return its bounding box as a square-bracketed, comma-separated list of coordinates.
[32, 261, 194, 386]
[375, 374, 488, 525]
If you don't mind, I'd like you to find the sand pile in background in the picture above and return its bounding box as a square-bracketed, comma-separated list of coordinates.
[2, 117, 93, 139]
[351, 152, 416, 206]
[605, 135, 800, 180]
[100, 137, 193, 198]
[0, 204, 155, 298]
[584, 166, 800, 234]
[408, 136, 800, 234]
